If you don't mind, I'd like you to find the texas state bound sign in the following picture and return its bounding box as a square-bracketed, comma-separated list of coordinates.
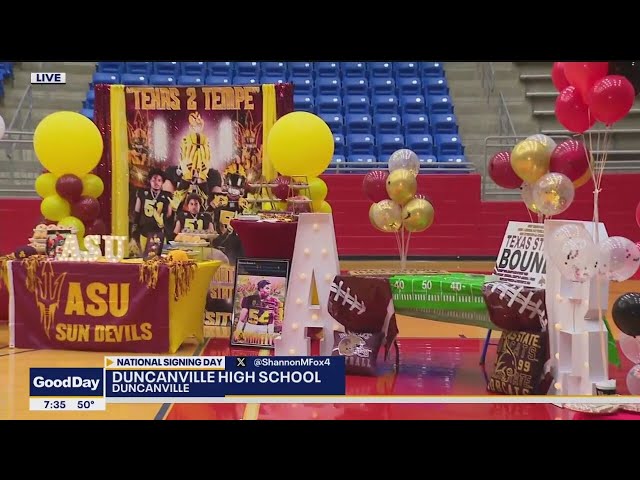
[10, 261, 170, 353]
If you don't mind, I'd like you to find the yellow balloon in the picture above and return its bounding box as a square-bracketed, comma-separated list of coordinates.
[41, 195, 71, 221]
[266, 112, 334, 178]
[369, 200, 402, 233]
[82, 174, 105, 198]
[307, 177, 328, 204]
[35, 172, 58, 198]
[402, 198, 435, 233]
[386, 168, 417, 206]
[58, 216, 85, 238]
[33, 111, 104, 177]
[510, 139, 551, 184]
[317, 201, 332, 213]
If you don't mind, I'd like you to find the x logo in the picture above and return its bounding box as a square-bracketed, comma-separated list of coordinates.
[236, 357, 246, 368]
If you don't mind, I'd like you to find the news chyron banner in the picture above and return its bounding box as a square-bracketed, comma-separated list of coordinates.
[29, 356, 346, 411]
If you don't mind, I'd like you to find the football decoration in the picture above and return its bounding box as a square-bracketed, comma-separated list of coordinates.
[482, 282, 548, 332]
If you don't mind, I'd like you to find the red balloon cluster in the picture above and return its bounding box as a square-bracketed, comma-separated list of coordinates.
[55, 173, 103, 233]
[552, 62, 635, 132]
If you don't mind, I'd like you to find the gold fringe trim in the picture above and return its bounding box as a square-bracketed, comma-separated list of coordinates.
[139, 256, 197, 301]
[22, 255, 50, 293]
[0, 253, 15, 291]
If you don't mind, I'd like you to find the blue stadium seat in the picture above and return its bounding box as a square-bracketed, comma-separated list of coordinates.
[292, 78, 313, 95]
[177, 75, 203, 86]
[149, 74, 177, 86]
[400, 95, 426, 115]
[236, 62, 260, 77]
[371, 78, 395, 95]
[97, 62, 124, 74]
[181, 62, 206, 76]
[342, 78, 368, 95]
[403, 114, 430, 134]
[347, 134, 375, 155]
[394, 62, 420, 78]
[438, 155, 469, 170]
[374, 114, 402, 134]
[377, 134, 404, 156]
[208, 62, 233, 77]
[333, 134, 345, 156]
[378, 153, 392, 163]
[92, 72, 120, 85]
[328, 155, 346, 173]
[317, 95, 342, 114]
[84, 90, 95, 109]
[125, 62, 152, 75]
[294, 94, 314, 112]
[260, 76, 286, 85]
[406, 134, 434, 155]
[80, 108, 94, 120]
[153, 62, 180, 76]
[418, 155, 438, 169]
[320, 113, 344, 134]
[431, 114, 458, 134]
[427, 95, 454, 114]
[261, 62, 287, 77]
[373, 95, 399, 114]
[316, 77, 341, 96]
[421, 62, 445, 78]
[344, 95, 370, 114]
[435, 134, 464, 155]
[315, 62, 340, 77]
[341, 62, 367, 78]
[424, 77, 449, 95]
[121, 74, 149, 85]
[232, 76, 259, 85]
[370, 62, 393, 77]
[205, 75, 231, 85]
[347, 155, 376, 170]
[397, 77, 422, 96]
[289, 62, 313, 78]
[345, 114, 372, 134]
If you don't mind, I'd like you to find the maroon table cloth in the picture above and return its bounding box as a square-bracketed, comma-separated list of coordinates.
[230, 220, 298, 261]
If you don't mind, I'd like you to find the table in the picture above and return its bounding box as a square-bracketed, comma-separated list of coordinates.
[230, 219, 298, 260]
[8, 259, 220, 354]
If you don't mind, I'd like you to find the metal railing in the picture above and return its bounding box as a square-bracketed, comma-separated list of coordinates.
[326, 160, 475, 174]
[478, 62, 517, 139]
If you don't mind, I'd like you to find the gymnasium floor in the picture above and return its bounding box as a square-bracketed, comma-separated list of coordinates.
[0, 260, 637, 421]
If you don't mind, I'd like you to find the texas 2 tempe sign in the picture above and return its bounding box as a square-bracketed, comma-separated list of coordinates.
[10, 261, 170, 352]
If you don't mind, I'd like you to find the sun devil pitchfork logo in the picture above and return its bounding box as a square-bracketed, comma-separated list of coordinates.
[34, 262, 67, 338]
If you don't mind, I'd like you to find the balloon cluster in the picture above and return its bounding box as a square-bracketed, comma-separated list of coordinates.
[552, 62, 636, 132]
[489, 134, 590, 217]
[33, 111, 105, 248]
[362, 149, 435, 268]
[611, 292, 640, 395]
[265, 111, 333, 213]
[548, 225, 640, 284]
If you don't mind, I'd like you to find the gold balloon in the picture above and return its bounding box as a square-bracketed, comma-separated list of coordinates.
[402, 198, 434, 233]
[385, 168, 417, 206]
[510, 139, 551, 184]
[369, 200, 402, 233]
[574, 168, 592, 188]
[532, 172, 575, 216]
[520, 183, 542, 214]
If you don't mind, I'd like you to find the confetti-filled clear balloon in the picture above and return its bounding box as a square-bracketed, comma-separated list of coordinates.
[526, 134, 557, 156]
[597, 236, 640, 281]
[532, 172, 575, 216]
[627, 364, 640, 395]
[521, 182, 542, 214]
[619, 333, 640, 364]
[548, 233, 599, 283]
[388, 149, 420, 177]
[552, 224, 583, 244]
[369, 199, 402, 233]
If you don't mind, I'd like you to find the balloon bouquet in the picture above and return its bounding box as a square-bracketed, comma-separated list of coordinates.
[611, 292, 640, 395]
[363, 149, 435, 271]
[33, 111, 106, 249]
[265, 111, 334, 213]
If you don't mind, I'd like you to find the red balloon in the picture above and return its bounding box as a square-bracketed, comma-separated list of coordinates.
[551, 62, 570, 92]
[362, 170, 389, 203]
[488, 151, 521, 189]
[71, 196, 101, 223]
[555, 86, 595, 134]
[589, 75, 635, 125]
[55, 174, 83, 202]
[549, 140, 590, 184]
[85, 218, 106, 236]
[271, 176, 291, 201]
[563, 62, 609, 101]
[636, 202, 640, 229]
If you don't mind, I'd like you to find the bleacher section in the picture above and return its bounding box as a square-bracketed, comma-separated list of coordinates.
[84, 62, 469, 173]
[0, 62, 14, 99]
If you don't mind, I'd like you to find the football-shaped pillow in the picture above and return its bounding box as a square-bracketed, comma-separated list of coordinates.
[483, 281, 547, 332]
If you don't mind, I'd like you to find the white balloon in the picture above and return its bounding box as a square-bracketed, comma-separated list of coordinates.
[597, 236, 640, 282]
[526, 134, 557, 156]
[0, 115, 5, 140]
[388, 149, 420, 176]
[626, 365, 640, 395]
[619, 333, 640, 364]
